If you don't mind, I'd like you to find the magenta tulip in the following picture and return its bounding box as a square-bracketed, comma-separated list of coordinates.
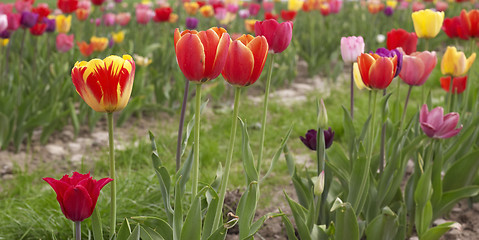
[254, 19, 293, 54]
[56, 33, 74, 52]
[340, 36, 364, 64]
[399, 51, 437, 86]
[420, 104, 462, 139]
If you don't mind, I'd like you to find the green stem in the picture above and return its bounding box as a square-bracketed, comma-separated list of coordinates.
[257, 54, 275, 174]
[75, 221, 81, 240]
[192, 84, 202, 201]
[107, 112, 116, 237]
[447, 76, 454, 112]
[212, 87, 242, 229]
[400, 85, 413, 130]
[368, 91, 378, 160]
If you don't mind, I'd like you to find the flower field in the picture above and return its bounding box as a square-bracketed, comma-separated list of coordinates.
[1, 0, 479, 239]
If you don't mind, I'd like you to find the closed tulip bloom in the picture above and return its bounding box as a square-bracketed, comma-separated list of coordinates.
[0, 30, 10, 39]
[374, 48, 402, 77]
[135, 6, 152, 24]
[199, 5, 214, 17]
[248, 3, 261, 16]
[420, 104, 462, 139]
[111, 31, 124, 43]
[411, 2, 425, 12]
[77, 41, 93, 57]
[330, 0, 342, 14]
[319, 4, 330, 16]
[57, 0, 78, 14]
[264, 12, 278, 20]
[1, 38, 9, 46]
[44, 18, 56, 32]
[300, 128, 335, 151]
[32, 4, 51, 20]
[441, 46, 476, 77]
[153, 7, 171, 22]
[44, 172, 112, 222]
[115, 12, 131, 26]
[386, 29, 417, 55]
[15, 0, 34, 13]
[222, 34, 268, 86]
[184, 2, 199, 15]
[20, 11, 39, 28]
[30, 22, 46, 35]
[340, 36, 365, 64]
[411, 9, 444, 38]
[90, 36, 108, 52]
[255, 19, 293, 54]
[460, 10, 479, 38]
[442, 17, 469, 40]
[185, 17, 198, 29]
[280, 10, 296, 21]
[56, 33, 74, 52]
[76, 8, 89, 21]
[56, 14, 71, 33]
[0, 14, 7, 33]
[238, 9, 249, 19]
[288, 0, 303, 11]
[368, 3, 384, 14]
[174, 27, 230, 82]
[384, 6, 394, 16]
[355, 52, 398, 90]
[440, 76, 467, 94]
[400, 51, 437, 86]
[72, 55, 135, 112]
[435, 1, 448, 12]
[7, 13, 21, 31]
[263, 1, 274, 12]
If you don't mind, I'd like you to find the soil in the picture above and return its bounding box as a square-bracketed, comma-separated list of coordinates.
[1, 60, 478, 239]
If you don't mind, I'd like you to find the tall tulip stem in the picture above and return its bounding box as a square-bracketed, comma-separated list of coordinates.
[175, 80, 190, 171]
[350, 64, 354, 119]
[107, 112, 116, 237]
[368, 91, 378, 163]
[192, 84, 202, 201]
[400, 85, 413, 130]
[257, 54, 275, 173]
[75, 221, 81, 240]
[213, 87, 242, 229]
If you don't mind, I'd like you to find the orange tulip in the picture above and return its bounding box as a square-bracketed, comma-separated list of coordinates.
[90, 36, 108, 52]
[71, 55, 135, 112]
[77, 41, 94, 57]
[174, 27, 230, 82]
[222, 34, 268, 86]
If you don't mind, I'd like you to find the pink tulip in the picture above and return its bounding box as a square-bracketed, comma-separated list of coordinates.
[340, 36, 365, 64]
[399, 51, 437, 86]
[14, 0, 33, 13]
[238, 9, 249, 19]
[248, 3, 260, 16]
[435, 1, 448, 12]
[412, 2, 425, 12]
[136, 5, 152, 24]
[6, 12, 20, 31]
[255, 19, 293, 54]
[103, 13, 115, 26]
[56, 33, 74, 52]
[0, 14, 7, 33]
[226, 3, 238, 13]
[420, 104, 462, 139]
[262, 1, 274, 13]
[330, 0, 342, 14]
[0, 3, 14, 14]
[115, 12, 130, 26]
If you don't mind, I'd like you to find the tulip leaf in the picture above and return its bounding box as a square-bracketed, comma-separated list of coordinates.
[284, 191, 311, 240]
[207, 217, 238, 240]
[333, 199, 359, 240]
[415, 201, 433, 237]
[202, 187, 219, 240]
[243, 212, 284, 239]
[443, 150, 479, 192]
[237, 182, 258, 240]
[261, 125, 293, 182]
[434, 186, 479, 218]
[0, 113, 8, 148]
[180, 187, 207, 240]
[239, 117, 258, 183]
[177, 148, 194, 193]
[127, 224, 141, 240]
[280, 209, 298, 240]
[347, 144, 369, 214]
[129, 216, 172, 240]
[173, 176, 183, 240]
[91, 207, 103, 240]
[140, 226, 164, 240]
[414, 166, 433, 209]
[365, 207, 399, 240]
[341, 106, 356, 162]
[420, 222, 455, 240]
[117, 218, 132, 240]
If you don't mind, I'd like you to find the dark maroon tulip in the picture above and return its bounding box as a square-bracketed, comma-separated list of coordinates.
[300, 128, 334, 151]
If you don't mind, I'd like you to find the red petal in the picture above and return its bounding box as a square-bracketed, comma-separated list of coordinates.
[357, 53, 375, 87]
[175, 33, 206, 81]
[222, 40, 254, 86]
[368, 57, 394, 89]
[247, 36, 269, 85]
[62, 185, 94, 221]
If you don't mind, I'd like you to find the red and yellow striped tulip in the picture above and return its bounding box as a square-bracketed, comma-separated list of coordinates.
[174, 27, 230, 83]
[71, 55, 135, 112]
[354, 53, 398, 90]
[222, 34, 268, 87]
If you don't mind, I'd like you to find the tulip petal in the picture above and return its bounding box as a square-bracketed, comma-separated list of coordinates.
[357, 53, 376, 87]
[175, 33, 206, 81]
[247, 36, 269, 85]
[435, 113, 460, 137]
[368, 57, 395, 89]
[416, 51, 437, 84]
[400, 55, 425, 86]
[205, 32, 230, 80]
[426, 106, 444, 129]
[420, 104, 428, 124]
[43, 177, 71, 204]
[420, 122, 436, 138]
[254, 19, 278, 48]
[62, 185, 94, 221]
[436, 126, 462, 139]
[464, 52, 476, 75]
[352, 62, 369, 90]
[198, 29, 220, 79]
[271, 21, 293, 53]
[222, 40, 254, 86]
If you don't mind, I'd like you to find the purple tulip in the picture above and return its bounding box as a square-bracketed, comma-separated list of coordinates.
[300, 128, 335, 151]
[185, 17, 198, 29]
[420, 104, 462, 139]
[374, 47, 403, 77]
[384, 6, 394, 16]
[0, 30, 11, 39]
[44, 18, 56, 32]
[20, 11, 39, 28]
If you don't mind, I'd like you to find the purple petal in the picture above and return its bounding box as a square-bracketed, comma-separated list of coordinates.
[435, 113, 460, 137]
[436, 125, 462, 139]
[426, 107, 444, 129]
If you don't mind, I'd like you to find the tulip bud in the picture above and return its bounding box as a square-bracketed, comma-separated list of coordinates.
[317, 98, 328, 129]
[313, 171, 325, 196]
[340, 36, 364, 64]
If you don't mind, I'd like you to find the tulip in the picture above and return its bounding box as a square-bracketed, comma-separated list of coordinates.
[264, 12, 278, 20]
[57, 0, 78, 14]
[30, 22, 46, 35]
[384, 6, 394, 16]
[1, 38, 9, 46]
[174, 27, 230, 82]
[354, 52, 398, 90]
[400, 51, 437, 86]
[0, 3, 14, 14]
[111, 31, 124, 43]
[20, 11, 39, 28]
[441, 46, 476, 77]
[420, 104, 462, 139]
[442, 17, 469, 40]
[288, 0, 303, 11]
[77, 41, 93, 57]
[135, 5, 152, 24]
[255, 19, 293, 54]
[319, 3, 330, 16]
[102, 13, 115, 26]
[226, 3, 238, 13]
[368, 3, 384, 14]
[91, 0, 106, 6]
[300, 128, 335, 151]
[411, 9, 444, 39]
[184, 2, 199, 15]
[222, 34, 268, 86]
[133, 54, 152, 67]
[374, 48, 402, 77]
[200, 5, 214, 17]
[386, 29, 418, 55]
[238, 9, 249, 19]
[0, 14, 7, 33]
[214, 7, 227, 20]
[330, 0, 342, 14]
[7, 13, 21, 31]
[185, 17, 198, 29]
[386, 0, 397, 8]
[244, 19, 257, 33]
[153, 7, 172, 22]
[71, 55, 135, 112]
[340, 36, 365, 64]
[440, 76, 467, 94]
[302, 0, 315, 12]
[75, 8, 89, 21]
[56, 33, 74, 52]
[411, 2, 425, 12]
[248, 3, 261, 16]
[55, 15, 71, 34]
[90, 36, 108, 52]
[280, 10, 296, 21]
[32, 4, 51, 20]
[15, 0, 34, 13]
[115, 12, 131, 26]
[44, 18, 56, 32]
[263, 1, 274, 12]
[460, 10, 479, 38]
[43, 172, 113, 222]
[435, 1, 448, 12]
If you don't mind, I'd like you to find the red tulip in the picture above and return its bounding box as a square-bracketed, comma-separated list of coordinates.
[319, 4, 330, 16]
[91, 0, 106, 6]
[442, 16, 469, 40]
[31, 3, 50, 20]
[30, 22, 46, 35]
[174, 27, 230, 82]
[386, 29, 418, 55]
[222, 34, 268, 86]
[460, 9, 479, 38]
[399, 51, 437, 86]
[255, 19, 293, 54]
[356, 53, 398, 89]
[57, 0, 78, 14]
[264, 12, 278, 20]
[116, 12, 131, 26]
[280, 10, 296, 21]
[440, 75, 467, 94]
[154, 7, 172, 22]
[43, 172, 112, 222]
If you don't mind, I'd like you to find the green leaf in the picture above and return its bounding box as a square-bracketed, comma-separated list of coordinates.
[202, 188, 219, 240]
[283, 145, 295, 177]
[242, 212, 283, 239]
[284, 191, 311, 240]
[443, 150, 479, 192]
[415, 201, 433, 237]
[347, 144, 369, 213]
[180, 187, 207, 240]
[207, 217, 238, 240]
[177, 148, 194, 192]
[129, 216, 173, 240]
[332, 199, 359, 240]
[261, 125, 293, 182]
[116, 218, 132, 240]
[173, 177, 183, 240]
[91, 208, 103, 240]
[434, 186, 479, 218]
[279, 209, 298, 240]
[127, 225, 141, 240]
[414, 166, 433, 208]
[365, 207, 399, 240]
[239, 118, 258, 183]
[140, 226, 165, 240]
[420, 222, 455, 240]
[237, 182, 258, 240]
[0, 113, 9, 147]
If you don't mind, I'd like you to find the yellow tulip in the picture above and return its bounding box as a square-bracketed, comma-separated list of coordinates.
[411, 9, 444, 39]
[111, 31, 125, 44]
[200, 5, 214, 18]
[1, 38, 9, 47]
[169, 13, 178, 23]
[386, 0, 397, 8]
[90, 36, 109, 52]
[288, 0, 303, 11]
[56, 14, 72, 34]
[184, 2, 199, 15]
[441, 46, 476, 77]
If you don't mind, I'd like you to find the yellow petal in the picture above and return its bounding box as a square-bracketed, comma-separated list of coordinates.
[353, 62, 370, 90]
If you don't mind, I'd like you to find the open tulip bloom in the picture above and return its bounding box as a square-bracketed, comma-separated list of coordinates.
[420, 104, 462, 139]
[441, 46, 476, 77]
[354, 52, 398, 90]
